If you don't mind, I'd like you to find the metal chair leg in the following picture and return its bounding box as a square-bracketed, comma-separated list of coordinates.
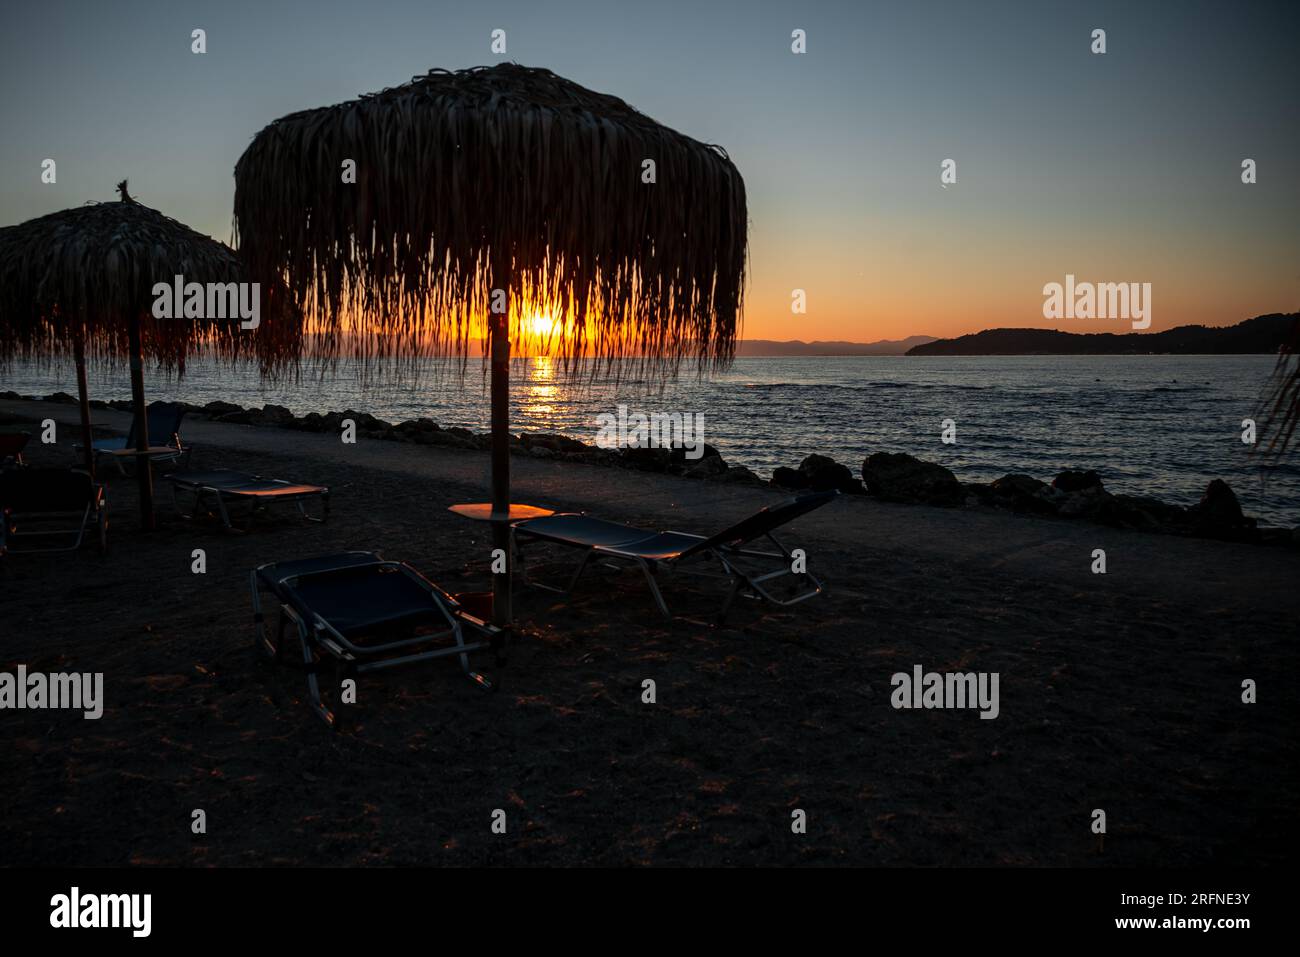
[636, 559, 672, 618]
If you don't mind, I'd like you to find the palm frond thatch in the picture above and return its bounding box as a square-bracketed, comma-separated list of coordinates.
[1256, 316, 1300, 455]
[233, 63, 747, 374]
[0, 182, 300, 376]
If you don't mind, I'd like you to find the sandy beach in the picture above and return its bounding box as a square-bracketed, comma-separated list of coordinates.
[1, 396, 1297, 866]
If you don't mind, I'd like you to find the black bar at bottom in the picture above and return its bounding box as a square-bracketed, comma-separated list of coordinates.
[0, 867, 1277, 943]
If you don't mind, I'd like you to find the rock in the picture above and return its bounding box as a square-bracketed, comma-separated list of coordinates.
[992, 473, 1046, 496]
[1189, 478, 1243, 524]
[337, 409, 382, 432]
[669, 443, 723, 467]
[528, 446, 556, 459]
[260, 404, 294, 426]
[681, 454, 729, 479]
[1052, 469, 1104, 494]
[582, 447, 621, 466]
[718, 465, 763, 485]
[1045, 472, 1111, 520]
[395, 418, 439, 438]
[620, 446, 672, 472]
[216, 410, 257, 425]
[988, 474, 1060, 514]
[1057, 486, 1111, 519]
[1187, 479, 1257, 540]
[1, 390, 23, 400]
[43, 392, 79, 405]
[798, 454, 862, 494]
[202, 400, 243, 417]
[771, 466, 809, 490]
[861, 452, 962, 506]
[1109, 495, 1188, 532]
[410, 425, 477, 449]
[520, 432, 591, 455]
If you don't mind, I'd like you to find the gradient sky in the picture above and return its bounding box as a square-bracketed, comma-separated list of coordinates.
[1, 0, 1297, 342]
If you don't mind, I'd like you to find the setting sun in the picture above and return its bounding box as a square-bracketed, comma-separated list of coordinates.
[524, 312, 557, 340]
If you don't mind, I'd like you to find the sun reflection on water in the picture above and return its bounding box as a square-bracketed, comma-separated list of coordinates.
[519, 354, 559, 419]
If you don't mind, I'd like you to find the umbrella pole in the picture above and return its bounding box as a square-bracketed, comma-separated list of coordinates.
[127, 315, 155, 531]
[489, 310, 512, 626]
[73, 335, 94, 479]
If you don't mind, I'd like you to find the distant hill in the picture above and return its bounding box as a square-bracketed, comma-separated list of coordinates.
[739, 336, 935, 356]
[906, 314, 1297, 356]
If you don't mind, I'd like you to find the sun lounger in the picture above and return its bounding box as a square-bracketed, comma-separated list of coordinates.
[167, 468, 329, 530]
[76, 401, 190, 473]
[0, 432, 30, 469]
[250, 551, 504, 729]
[512, 489, 838, 620]
[0, 468, 107, 556]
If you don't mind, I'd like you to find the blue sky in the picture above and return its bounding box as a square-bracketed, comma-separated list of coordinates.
[2, 0, 1297, 339]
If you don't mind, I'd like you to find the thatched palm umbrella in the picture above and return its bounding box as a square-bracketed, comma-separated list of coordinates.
[233, 63, 747, 624]
[0, 182, 299, 528]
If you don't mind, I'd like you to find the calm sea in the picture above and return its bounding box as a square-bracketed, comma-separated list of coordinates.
[5, 355, 1297, 526]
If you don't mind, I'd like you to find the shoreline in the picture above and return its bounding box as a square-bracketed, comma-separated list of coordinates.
[5, 389, 1296, 546]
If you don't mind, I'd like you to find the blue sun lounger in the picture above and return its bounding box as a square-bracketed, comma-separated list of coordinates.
[0, 468, 107, 556]
[76, 401, 191, 473]
[250, 552, 504, 729]
[167, 468, 329, 530]
[512, 489, 838, 620]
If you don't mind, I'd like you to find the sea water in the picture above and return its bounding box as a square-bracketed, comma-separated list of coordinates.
[5, 354, 1296, 525]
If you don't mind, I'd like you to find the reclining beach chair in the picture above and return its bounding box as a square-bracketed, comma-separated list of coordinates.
[0, 467, 107, 557]
[512, 489, 838, 621]
[77, 401, 190, 474]
[250, 551, 504, 729]
[0, 432, 30, 469]
[167, 468, 329, 530]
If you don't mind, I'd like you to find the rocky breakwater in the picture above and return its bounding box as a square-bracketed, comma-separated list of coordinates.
[763, 445, 1294, 545]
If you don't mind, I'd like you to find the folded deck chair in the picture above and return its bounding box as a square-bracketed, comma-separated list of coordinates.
[0, 432, 30, 469]
[76, 401, 190, 474]
[167, 468, 329, 530]
[0, 468, 107, 556]
[513, 489, 838, 621]
[251, 552, 504, 729]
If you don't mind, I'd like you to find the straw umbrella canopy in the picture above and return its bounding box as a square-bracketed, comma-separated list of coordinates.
[233, 63, 747, 624]
[0, 182, 300, 528]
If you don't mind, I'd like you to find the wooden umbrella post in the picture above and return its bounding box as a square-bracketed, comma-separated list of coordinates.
[73, 334, 94, 479]
[489, 301, 512, 627]
[127, 314, 155, 530]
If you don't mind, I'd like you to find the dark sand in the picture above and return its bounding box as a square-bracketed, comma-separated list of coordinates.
[1, 398, 1297, 866]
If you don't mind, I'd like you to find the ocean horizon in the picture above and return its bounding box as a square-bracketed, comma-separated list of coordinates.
[7, 353, 1295, 525]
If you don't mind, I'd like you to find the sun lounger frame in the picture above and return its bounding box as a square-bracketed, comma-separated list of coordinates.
[512, 490, 835, 621]
[250, 552, 501, 729]
[1, 471, 107, 557]
[168, 471, 330, 531]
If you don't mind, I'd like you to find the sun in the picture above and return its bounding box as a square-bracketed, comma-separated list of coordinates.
[524, 312, 558, 340]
